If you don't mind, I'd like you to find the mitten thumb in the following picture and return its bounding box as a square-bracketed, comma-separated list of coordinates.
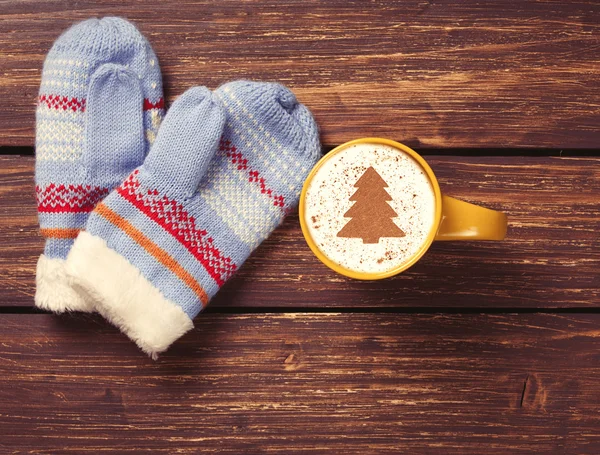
[143, 86, 226, 197]
[84, 63, 145, 183]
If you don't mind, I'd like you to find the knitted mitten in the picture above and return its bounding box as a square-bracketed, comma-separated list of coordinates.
[65, 81, 321, 358]
[35, 17, 164, 313]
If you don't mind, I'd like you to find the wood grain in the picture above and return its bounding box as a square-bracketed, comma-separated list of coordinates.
[2, 155, 597, 309]
[1, 0, 599, 148]
[2, 3, 599, 452]
[0, 313, 598, 454]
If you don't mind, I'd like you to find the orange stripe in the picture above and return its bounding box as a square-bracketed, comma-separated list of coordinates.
[40, 228, 80, 239]
[94, 203, 209, 306]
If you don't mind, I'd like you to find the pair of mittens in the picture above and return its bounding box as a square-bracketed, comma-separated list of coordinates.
[35, 17, 164, 312]
[35, 19, 322, 358]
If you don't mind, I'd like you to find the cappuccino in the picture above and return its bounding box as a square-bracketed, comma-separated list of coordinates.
[303, 142, 436, 274]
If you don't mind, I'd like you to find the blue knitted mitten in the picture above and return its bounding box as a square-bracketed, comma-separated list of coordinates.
[65, 82, 321, 358]
[35, 17, 164, 312]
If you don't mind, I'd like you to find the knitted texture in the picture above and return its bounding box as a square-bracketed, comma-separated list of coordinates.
[35, 17, 164, 312]
[65, 81, 321, 358]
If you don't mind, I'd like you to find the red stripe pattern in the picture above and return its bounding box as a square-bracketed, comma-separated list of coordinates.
[38, 94, 86, 112]
[116, 170, 237, 286]
[220, 140, 286, 208]
[36, 183, 109, 213]
[38, 95, 164, 112]
[143, 98, 165, 110]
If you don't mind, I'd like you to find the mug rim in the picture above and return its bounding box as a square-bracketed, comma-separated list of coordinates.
[299, 137, 443, 280]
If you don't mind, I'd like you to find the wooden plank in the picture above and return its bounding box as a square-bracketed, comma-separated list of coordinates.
[1, 0, 599, 148]
[1, 155, 598, 308]
[0, 313, 598, 453]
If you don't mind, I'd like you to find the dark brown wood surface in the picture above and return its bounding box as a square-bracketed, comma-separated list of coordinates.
[1, 0, 599, 148]
[0, 313, 599, 454]
[1, 156, 597, 308]
[1, 1, 599, 453]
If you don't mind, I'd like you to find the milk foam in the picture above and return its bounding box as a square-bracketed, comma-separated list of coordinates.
[304, 142, 436, 274]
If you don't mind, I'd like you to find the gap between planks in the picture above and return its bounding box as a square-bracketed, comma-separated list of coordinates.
[2, 306, 600, 315]
[2, 146, 600, 157]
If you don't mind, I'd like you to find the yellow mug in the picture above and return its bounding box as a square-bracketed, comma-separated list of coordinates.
[299, 138, 508, 280]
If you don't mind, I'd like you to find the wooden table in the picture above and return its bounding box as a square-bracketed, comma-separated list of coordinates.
[1, 1, 599, 453]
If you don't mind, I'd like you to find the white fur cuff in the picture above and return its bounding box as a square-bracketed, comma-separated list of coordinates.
[35, 255, 95, 313]
[65, 231, 194, 359]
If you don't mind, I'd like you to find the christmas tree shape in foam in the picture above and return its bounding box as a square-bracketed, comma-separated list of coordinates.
[337, 166, 405, 244]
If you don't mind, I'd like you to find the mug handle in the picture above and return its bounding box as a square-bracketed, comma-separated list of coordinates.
[435, 195, 508, 240]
